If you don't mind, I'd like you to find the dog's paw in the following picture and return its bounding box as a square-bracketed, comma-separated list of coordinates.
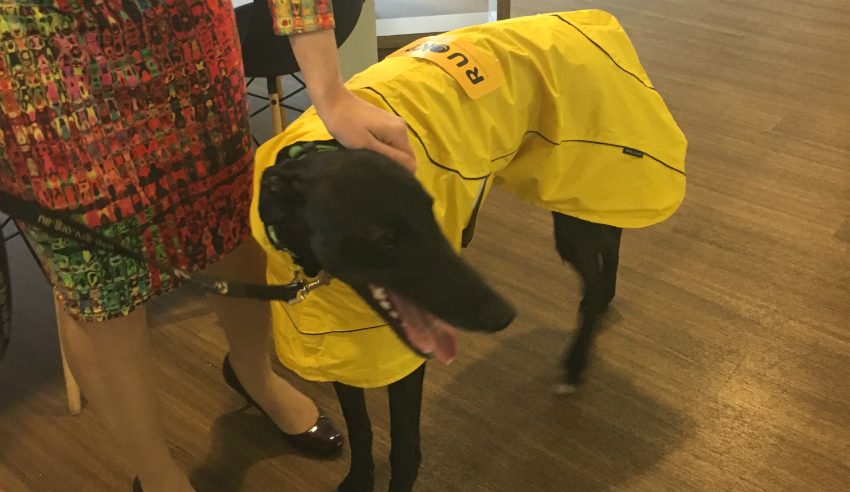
[553, 383, 577, 395]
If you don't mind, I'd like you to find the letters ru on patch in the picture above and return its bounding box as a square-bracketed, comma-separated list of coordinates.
[388, 35, 504, 100]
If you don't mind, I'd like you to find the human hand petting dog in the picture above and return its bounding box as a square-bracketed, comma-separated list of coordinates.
[316, 88, 417, 173]
[289, 29, 418, 173]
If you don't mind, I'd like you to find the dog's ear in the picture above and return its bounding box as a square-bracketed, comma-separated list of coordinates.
[258, 151, 324, 276]
[258, 156, 305, 226]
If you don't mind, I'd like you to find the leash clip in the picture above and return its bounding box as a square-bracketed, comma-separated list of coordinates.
[287, 270, 332, 304]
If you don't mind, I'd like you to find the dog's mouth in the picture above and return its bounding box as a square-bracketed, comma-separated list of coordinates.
[367, 284, 458, 365]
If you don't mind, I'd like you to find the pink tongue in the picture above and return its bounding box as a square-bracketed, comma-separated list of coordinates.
[387, 292, 458, 365]
[429, 319, 458, 365]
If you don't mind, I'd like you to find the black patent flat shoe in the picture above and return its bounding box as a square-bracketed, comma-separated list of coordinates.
[222, 353, 343, 457]
[132, 477, 142, 492]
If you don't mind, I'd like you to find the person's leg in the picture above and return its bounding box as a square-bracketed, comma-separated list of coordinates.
[57, 234, 324, 492]
[202, 236, 318, 433]
[58, 306, 195, 492]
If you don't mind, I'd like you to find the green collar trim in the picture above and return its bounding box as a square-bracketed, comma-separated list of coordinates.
[284, 140, 343, 161]
[264, 139, 343, 260]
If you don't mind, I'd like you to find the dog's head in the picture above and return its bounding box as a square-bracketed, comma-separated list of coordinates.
[258, 143, 516, 364]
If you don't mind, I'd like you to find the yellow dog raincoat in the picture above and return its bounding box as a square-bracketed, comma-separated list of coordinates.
[250, 10, 687, 388]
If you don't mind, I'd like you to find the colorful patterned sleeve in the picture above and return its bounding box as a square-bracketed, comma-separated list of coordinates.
[267, 0, 335, 36]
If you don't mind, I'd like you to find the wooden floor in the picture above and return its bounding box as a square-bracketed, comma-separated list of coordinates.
[2, 0, 849, 491]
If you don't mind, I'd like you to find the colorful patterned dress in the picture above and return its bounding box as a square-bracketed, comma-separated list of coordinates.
[0, 0, 334, 322]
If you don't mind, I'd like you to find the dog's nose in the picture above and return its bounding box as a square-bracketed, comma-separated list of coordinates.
[480, 298, 517, 332]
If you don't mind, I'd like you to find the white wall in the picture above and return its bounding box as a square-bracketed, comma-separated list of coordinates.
[337, 0, 379, 81]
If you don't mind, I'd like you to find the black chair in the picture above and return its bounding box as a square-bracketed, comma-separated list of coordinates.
[235, 0, 365, 141]
[1, 217, 41, 270]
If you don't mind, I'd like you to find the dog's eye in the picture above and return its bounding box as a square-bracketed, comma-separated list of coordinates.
[372, 229, 400, 249]
[337, 235, 395, 269]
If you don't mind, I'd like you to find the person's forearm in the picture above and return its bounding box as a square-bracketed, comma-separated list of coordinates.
[289, 29, 347, 117]
[285, 23, 417, 171]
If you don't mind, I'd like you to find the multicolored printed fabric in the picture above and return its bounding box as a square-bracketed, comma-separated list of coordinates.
[269, 0, 335, 35]
[0, 0, 333, 322]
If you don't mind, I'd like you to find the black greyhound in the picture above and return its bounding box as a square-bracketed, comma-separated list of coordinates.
[253, 11, 687, 491]
[257, 147, 518, 353]
[257, 146, 623, 491]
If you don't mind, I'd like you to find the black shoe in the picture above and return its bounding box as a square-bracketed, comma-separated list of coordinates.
[222, 353, 343, 457]
[132, 477, 142, 492]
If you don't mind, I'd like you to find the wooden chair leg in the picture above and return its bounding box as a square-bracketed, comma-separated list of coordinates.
[268, 77, 284, 136]
[56, 296, 82, 416]
[276, 76, 288, 130]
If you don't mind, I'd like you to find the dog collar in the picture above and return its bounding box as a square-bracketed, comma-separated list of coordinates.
[283, 139, 343, 161]
[265, 139, 342, 255]
[263, 140, 343, 299]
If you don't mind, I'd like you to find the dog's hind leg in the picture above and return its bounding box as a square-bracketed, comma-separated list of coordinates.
[552, 213, 607, 394]
[334, 383, 376, 492]
[387, 363, 426, 492]
[600, 226, 623, 307]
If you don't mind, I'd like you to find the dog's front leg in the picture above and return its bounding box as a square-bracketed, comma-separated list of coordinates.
[334, 383, 376, 492]
[387, 364, 426, 492]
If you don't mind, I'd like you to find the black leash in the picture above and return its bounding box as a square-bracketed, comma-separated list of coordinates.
[0, 140, 343, 361]
[0, 190, 319, 361]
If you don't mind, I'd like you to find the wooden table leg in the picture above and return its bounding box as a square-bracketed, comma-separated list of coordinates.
[495, 0, 511, 21]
